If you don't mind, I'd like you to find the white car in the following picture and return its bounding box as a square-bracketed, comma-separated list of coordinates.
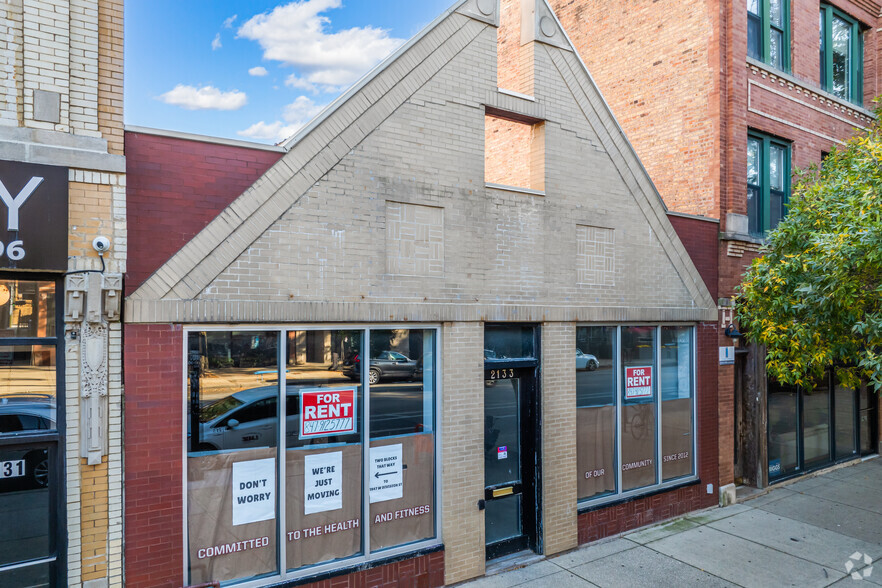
[193, 386, 291, 452]
[576, 349, 599, 371]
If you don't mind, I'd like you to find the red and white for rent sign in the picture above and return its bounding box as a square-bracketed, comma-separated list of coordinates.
[625, 366, 653, 399]
[300, 387, 357, 439]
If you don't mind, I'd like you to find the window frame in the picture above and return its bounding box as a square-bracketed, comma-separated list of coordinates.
[748, 0, 791, 72]
[747, 131, 791, 236]
[182, 324, 443, 588]
[0, 274, 66, 584]
[820, 5, 863, 105]
[576, 324, 698, 509]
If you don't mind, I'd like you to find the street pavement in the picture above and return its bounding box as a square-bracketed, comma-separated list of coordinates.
[460, 456, 882, 587]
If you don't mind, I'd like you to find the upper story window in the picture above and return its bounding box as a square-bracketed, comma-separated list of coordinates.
[820, 5, 863, 105]
[748, 0, 789, 71]
[747, 132, 790, 235]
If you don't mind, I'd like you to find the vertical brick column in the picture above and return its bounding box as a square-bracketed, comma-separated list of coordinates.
[124, 323, 184, 588]
[541, 322, 578, 556]
[441, 322, 485, 585]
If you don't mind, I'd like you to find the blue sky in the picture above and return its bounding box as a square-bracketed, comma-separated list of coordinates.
[125, 0, 453, 144]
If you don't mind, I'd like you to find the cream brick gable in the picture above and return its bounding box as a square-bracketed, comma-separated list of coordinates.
[125, 0, 715, 325]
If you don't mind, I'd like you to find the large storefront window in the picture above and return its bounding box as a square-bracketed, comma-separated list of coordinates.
[576, 327, 616, 501]
[0, 278, 62, 587]
[768, 369, 866, 482]
[186, 327, 438, 586]
[577, 325, 696, 506]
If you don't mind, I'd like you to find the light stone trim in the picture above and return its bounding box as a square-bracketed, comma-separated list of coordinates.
[128, 13, 488, 303]
[0, 125, 124, 171]
[124, 299, 715, 325]
[484, 88, 546, 120]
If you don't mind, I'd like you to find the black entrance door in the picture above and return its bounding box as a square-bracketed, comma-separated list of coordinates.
[483, 366, 539, 559]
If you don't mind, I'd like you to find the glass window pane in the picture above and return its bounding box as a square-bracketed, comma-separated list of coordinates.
[747, 0, 759, 16]
[484, 325, 535, 360]
[747, 138, 760, 185]
[282, 330, 364, 570]
[748, 14, 761, 59]
[369, 329, 435, 552]
[819, 12, 826, 85]
[621, 326, 657, 492]
[769, 190, 784, 230]
[0, 445, 53, 567]
[661, 327, 694, 481]
[768, 381, 798, 479]
[0, 345, 57, 434]
[186, 331, 279, 585]
[0, 561, 51, 588]
[485, 494, 521, 544]
[747, 186, 761, 235]
[576, 326, 616, 500]
[484, 377, 521, 488]
[769, 145, 783, 190]
[770, 29, 783, 69]
[834, 384, 857, 459]
[0, 280, 55, 338]
[803, 381, 831, 468]
[832, 15, 851, 99]
[769, 0, 783, 27]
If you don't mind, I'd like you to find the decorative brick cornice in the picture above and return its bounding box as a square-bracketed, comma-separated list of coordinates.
[746, 59, 875, 126]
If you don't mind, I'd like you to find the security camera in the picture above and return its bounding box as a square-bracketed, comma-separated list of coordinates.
[92, 236, 111, 253]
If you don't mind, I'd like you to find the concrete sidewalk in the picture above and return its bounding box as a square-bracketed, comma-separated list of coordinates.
[461, 457, 881, 587]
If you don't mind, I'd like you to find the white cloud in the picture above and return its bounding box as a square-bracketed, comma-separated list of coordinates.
[211, 33, 222, 50]
[238, 121, 299, 142]
[238, 96, 325, 143]
[159, 85, 247, 111]
[238, 0, 403, 93]
[223, 14, 238, 29]
[249, 66, 269, 77]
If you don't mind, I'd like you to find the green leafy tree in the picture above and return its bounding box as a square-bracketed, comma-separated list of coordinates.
[737, 109, 882, 392]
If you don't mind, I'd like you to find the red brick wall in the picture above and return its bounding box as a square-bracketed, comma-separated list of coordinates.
[124, 323, 184, 588]
[551, 0, 722, 218]
[124, 132, 283, 295]
[299, 552, 444, 588]
[579, 321, 719, 542]
[667, 214, 719, 301]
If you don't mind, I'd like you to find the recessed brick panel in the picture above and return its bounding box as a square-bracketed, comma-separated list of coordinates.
[385, 201, 444, 277]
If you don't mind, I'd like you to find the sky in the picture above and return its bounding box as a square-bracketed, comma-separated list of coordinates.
[125, 0, 454, 144]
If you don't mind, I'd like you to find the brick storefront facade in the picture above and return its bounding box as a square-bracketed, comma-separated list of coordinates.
[121, 1, 717, 586]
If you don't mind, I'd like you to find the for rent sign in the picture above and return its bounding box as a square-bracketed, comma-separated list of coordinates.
[625, 366, 653, 399]
[300, 387, 357, 439]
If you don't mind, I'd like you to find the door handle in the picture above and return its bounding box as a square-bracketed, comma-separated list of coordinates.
[491, 486, 514, 498]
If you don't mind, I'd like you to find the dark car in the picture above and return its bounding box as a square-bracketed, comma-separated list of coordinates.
[0, 398, 55, 489]
[342, 351, 419, 384]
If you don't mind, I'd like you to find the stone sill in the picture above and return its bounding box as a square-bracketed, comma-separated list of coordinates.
[485, 182, 546, 197]
[720, 231, 764, 245]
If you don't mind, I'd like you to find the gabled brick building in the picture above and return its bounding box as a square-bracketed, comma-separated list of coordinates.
[122, 1, 721, 586]
[552, 0, 882, 492]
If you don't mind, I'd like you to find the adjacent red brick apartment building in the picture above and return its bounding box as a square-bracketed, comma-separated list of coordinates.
[552, 0, 881, 492]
